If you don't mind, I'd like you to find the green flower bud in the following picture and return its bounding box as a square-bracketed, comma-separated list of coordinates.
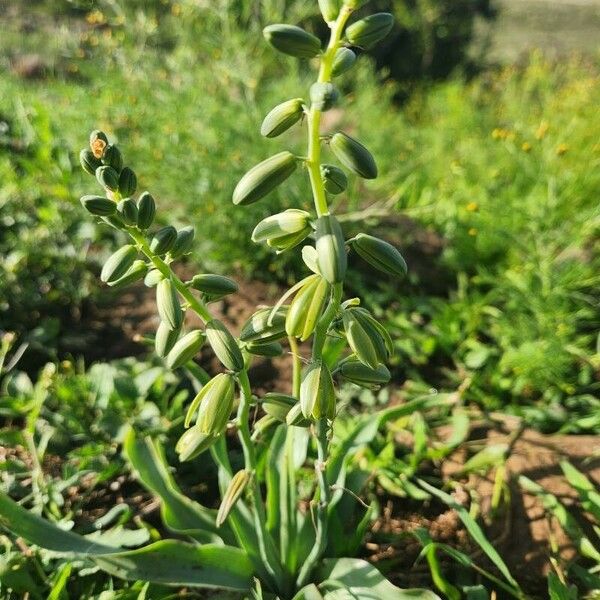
[342, 309, 380, 369]
[186, 373, 235, 434]
[240, 307, 288, 343]
[349, 233, 407, 278]
[80, 149, 102, 175]
[321, 164, 347, 195]
[190, 274, 238, 298]
[137, 191, 156, 230]
[96, 165, 119, 192]
[156, 278, 182, 330]
[245, 341, 284, 358]
[89, 130, 108, 159]
[339, 359, 390, 389]
[315, 214, 347, 284]
[331, 47, 356, 77]
[155, 320, 181, 357]
[118, 166, 137, 197]
[300, 361, 335, 419]
[170, 226, 195, 258]
[263, 24, 322, 59]
[330, 132, 377, 179]
[150, 225, 177, 255]
[116, 198, 138, 226]
[285, 403, 311, 427]
[252, 209, 311, 244]
[346, 13, 394, 49]
[301, 245, 321, 275]
[107, 259, 148, 289]
[261, 393, 296, 422]
[310, 82, 339, 112]
[348, 307, 393, 361]
[80, 195, 116, 216]
[100, 245, 137, 283]
[232, 151, 298, 206]
[217, 470, 251, 527]
[166, 329, 205, 370]
[266, 229, 312, 252]
[261, 98, 305, 138]
[318, 0, 340, 22]
[101, 144, 123, 171]
[144, 268, 165, 288]
[285, 274, 330, 341]
[253, 414, 278, 437]
[205, 319, 244, 372]
[176, 427, 218, 462]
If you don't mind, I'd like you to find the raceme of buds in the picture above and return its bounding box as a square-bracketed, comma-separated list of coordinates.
[185, 372, 235, 434]
[232, 151, 298, 206]
[263, 24, 322, 58]
[300, 361, 335, 419]
[217, 470, 251, 527]
[330, 132, 378, 179]
[261, 98, 305, 138]
[205, 319, 244, 372]
[349, 233, 408, 278]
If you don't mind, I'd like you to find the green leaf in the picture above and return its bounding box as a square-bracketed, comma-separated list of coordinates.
[548, 573, 577, 600]
[417, 479, 521, 591]
[560, 460, 600, 522]
[123, 428, 222, 543]
[48, 563, 72, 600]
[293, 584, 325, 599]
[0, 492, 253, 591]
[317, 558, 441, 599]
[460, 443, 508, 475]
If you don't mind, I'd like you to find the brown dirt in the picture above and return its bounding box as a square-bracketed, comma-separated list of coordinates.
[368, 420, 600, 597]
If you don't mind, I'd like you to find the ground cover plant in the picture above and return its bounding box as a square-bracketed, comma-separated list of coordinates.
[0, 2, 448, 597]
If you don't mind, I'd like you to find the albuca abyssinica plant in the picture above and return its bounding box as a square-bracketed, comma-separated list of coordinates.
[0, 2, 440, 598]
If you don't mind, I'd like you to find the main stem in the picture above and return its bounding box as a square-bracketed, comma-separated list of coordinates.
[297, 5, 352, 588]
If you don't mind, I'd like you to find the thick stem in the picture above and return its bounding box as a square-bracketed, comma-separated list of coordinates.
[288, 335, 302, 398]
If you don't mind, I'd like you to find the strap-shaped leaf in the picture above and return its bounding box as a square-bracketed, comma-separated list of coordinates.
[0, 492, 253, 591]
[317, 558, 441, 599]
[123, 428, 222, 544]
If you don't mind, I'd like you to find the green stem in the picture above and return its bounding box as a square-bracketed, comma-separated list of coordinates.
[288, 335, 302, 398]
[237, 370, 286, 588]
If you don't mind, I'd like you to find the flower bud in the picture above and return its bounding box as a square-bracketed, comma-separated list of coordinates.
[107, 259, 148, 289]
[285, 274, 330, 341]
[330, 132, 377, 179]
[260, 98, 305, 138]
[155, 321, 181, 357]
[261, 393, 296, 422]
[186, 373, 235, 434]
[263, 24, 322, 59]
[96, 165, 119, 192]
[102, 144, 123, 172]
[176, 427, 218, 461]
[80, 149, 102, 175]
[251, 209, 311, 245]
[233, 151, 298, 206]
[118, 166, 137, 197]
[300, 361, 335, 419]
[217, 470, 251, 527]
[170, 226, 195, 258]
[190, 274, 238, 298]
[100, 245, 137, 283]
[331, 47, 356, 77]
[156, 278, 182, 330]
[339, 359, 390, 389]
[205, 319, 244, 372]
[315, 214, 347, 284]
[116, 198, 138, 226]
[137, 192, 156, 230]
[285, 403, 311, 427]
[349, 233, 407, 278]
[310, 82, 339, 112]
[239, 307, 288, 343]
[144, 268, 165, 288]
[342, 309, 383, 369]
[321, 164, 347, 195]
[245, 341, 284, 357]
[80, 195, 116, 216]
[150, 225, 177, 255]
[346, 13, 394, 49]
[89, 130, 108, 159]
[166, 329, 205, 369]
[318, 0, 340, 22]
